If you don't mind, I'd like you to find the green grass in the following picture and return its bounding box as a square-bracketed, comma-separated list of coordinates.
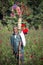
[0, 27, 43, 65]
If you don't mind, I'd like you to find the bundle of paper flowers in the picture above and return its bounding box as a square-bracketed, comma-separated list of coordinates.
[11, 4, 22, 17]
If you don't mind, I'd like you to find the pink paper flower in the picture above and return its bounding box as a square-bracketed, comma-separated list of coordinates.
[16, 6, 22, 16]
[10, 13, 15, 17]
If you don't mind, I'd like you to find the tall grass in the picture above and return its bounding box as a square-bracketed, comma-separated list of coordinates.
[0, 27, 43, 65]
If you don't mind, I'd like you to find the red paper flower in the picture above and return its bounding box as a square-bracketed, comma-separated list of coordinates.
[21, 24, 26, 27]
[22, 28, 28, 34]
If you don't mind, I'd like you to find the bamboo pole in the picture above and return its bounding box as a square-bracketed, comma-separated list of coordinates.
[18, 42, 21, 65]
[18, 16, 22, 65]
[18, 17, 22, 32]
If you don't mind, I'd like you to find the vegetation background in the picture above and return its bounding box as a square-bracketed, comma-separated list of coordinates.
[0, 0, 43, 65]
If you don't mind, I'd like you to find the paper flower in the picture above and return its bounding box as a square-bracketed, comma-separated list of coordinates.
[11, 4, 22, 16]
[21, 23, 26, 27]
[21, 23, 29, 34]
[10, 13, 15, 17]
[16, 6, 22, 16]
[22, 28, 28, 34]
[12, 4, 17, 10]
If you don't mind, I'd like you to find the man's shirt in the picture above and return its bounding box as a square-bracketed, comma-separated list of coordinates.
[10, 33, 24, 53]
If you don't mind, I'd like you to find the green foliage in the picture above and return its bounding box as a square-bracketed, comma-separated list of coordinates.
[0, 0, 43, 28]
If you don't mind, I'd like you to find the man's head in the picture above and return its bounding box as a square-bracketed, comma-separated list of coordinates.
[13, 26, 18, 34]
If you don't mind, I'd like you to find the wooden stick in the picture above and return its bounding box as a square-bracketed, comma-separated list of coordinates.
[18, 17, 22, 30]
[18, 42, 21, 65]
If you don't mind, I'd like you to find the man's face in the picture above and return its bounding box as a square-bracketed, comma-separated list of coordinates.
[13, 27, 18, 34]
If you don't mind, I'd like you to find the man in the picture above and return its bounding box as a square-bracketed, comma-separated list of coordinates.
[10, 26, 24, 65]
